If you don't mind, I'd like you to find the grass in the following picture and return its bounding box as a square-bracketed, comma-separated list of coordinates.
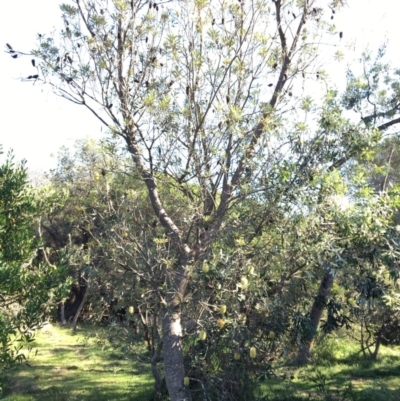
[3, 325, 400, 401]
[261, 334, 400, 400]
[1, 323, 154, 401]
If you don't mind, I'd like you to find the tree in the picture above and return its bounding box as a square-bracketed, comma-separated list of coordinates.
[0, 147, 70, 376]
[294, 48, 400, 364]
[295, 188, 400, 364]
[9, 1, 400, 399]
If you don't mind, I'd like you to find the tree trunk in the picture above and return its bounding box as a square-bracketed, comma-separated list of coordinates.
[296, 264, 334, 365]
[371, 324, 384, 361]
[162, 259, 191, 401]
[70, 285, 88, 331]
[162, 308, 190, 401]
[60, 300, 66, 325]
[372, 333, 382, 360]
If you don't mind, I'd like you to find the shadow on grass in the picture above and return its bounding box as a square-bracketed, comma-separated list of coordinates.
[4, 363, 154, 401]
[261, 354, 400, 401]
[344, 364, 400, 379]
[3, 386, 154, 401]
[262, 375, 400, 401]
[2, 324, 155, 401]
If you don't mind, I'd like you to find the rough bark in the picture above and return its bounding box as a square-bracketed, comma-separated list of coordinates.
[296, 265, 334, 365]
[162, 256, 192, 401]
[162, 306, 188, 401]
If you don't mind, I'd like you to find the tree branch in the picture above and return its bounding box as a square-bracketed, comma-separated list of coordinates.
[377, 116, 400, 131]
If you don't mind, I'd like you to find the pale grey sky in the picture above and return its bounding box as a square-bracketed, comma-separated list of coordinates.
[0, 0, 398, 172]
[0, 0, 103, 173]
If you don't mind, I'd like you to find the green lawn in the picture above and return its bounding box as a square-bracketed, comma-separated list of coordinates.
[1, 323, 154, 401]
[261, 335, 400, 401]
[3, 326, 400, 401]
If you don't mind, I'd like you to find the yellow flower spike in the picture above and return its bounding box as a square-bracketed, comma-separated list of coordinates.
[240, 277, 249, 289]
[217, 319, 225, 328]
[202, 263, 210, 273]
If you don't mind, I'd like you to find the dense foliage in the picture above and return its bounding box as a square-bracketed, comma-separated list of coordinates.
[0, 147, 70, 376]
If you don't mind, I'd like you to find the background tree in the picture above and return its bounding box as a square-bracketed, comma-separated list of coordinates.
[0, 146, 70, 375]
[296, 188, 400, 364]
[293, 47, 400, 364]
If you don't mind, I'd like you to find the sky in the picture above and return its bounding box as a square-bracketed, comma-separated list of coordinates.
[0, 0, 399, 174]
